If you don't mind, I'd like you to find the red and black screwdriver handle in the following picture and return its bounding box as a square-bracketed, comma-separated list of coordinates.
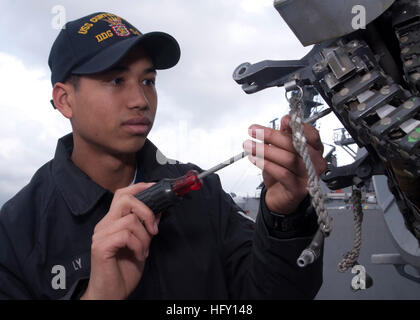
[134, 170, 203, 214]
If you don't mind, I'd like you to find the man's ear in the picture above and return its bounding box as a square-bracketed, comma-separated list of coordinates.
[52, 82, 74, 119]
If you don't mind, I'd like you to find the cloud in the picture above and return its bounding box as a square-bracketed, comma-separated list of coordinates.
[239, 0, 273, 14]
[0, 52, 71, 205]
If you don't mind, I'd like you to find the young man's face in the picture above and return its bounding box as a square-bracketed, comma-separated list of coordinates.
[69, 46, 157, 155]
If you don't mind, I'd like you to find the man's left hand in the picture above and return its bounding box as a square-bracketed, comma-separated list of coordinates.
[243, 115, 327, 215]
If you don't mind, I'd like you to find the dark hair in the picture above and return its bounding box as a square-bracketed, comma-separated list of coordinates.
[66, 74, 81, 90]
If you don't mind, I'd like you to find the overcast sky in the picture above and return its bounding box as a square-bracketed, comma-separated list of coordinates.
[0, 0, 354, 206]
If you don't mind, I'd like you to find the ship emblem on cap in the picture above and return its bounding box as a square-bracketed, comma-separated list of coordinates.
[104, 15, 131, 37]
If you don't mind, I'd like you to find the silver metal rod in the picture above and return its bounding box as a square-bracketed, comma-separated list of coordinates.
[198, 151, 249, 179]
[304, 108, 332, 124]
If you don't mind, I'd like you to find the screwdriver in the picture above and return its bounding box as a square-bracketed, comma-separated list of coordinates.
[135, 151, 249, 214]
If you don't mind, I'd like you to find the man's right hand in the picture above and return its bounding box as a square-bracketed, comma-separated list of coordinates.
[80, 183, 160, 300]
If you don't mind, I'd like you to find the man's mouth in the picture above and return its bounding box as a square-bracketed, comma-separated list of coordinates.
[122, 117, 152, 135]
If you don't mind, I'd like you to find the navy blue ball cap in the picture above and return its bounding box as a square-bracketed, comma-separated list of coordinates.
[48, 12, 180, 86]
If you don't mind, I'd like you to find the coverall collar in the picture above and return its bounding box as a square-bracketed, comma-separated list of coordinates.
[52, 133, 174, 217]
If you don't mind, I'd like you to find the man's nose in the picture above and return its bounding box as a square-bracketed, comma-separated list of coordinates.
[127, 83, 149, 110]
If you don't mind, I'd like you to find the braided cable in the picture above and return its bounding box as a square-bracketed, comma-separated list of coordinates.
[288, 95, 332, 234]
[337, 188, 363, 272]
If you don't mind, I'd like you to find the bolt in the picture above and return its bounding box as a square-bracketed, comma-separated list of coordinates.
[405, 60, 413, 67]
[340, 88, 349, 96]
[400, 36, 409, 43]
[381, 117, 392, 125]
[409, 131, 420, 140]
[357, 103, 366, 111]
[361, 73, 371, 82]
[411, 73, 420, 81]
[380, 86, 391, 95]
[401, 47, 410, 54]
[404, 100, 415, 109]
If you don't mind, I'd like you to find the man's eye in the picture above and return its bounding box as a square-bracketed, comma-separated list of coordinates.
[110, 77, 124, 85]
[142, 79, 155, 86]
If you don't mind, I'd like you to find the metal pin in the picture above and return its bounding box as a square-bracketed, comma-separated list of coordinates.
[198, 151, 249, 180]
[304, 108, 333, 124]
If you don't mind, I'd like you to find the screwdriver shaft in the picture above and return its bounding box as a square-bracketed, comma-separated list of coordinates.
[198, 151, 249, 180]
[303, 108, 332, 124]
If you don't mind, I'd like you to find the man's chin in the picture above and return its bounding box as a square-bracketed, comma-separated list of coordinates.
[110, 135, 148, 155]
